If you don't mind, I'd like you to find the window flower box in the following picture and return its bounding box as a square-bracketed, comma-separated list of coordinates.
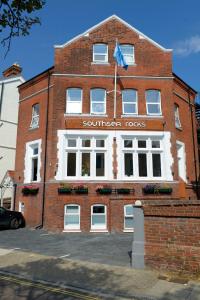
[116, 188, 131, 194]
[158, 187, 172, 194]
[22, 185, 39, 196]
[96, 185, 112, 195]
[58, 187, 72, 194]
[74, 185, 88, 194]
[143, 184, 172, 195]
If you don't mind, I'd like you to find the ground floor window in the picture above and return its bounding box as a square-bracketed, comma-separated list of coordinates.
[19, 202, 25, 214]
[64, 204, 80, 230]
[91, 204, 107, 230]
[124, 205, 134, 231]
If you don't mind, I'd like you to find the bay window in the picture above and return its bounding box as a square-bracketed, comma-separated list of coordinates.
[146, 90, 162, 115]
[66, 88, 82, 114]
[122, 137, 163, 179]
[90, 89, 106, 114]
[122, 89, 138, 115]
[65, 135, 108, 179]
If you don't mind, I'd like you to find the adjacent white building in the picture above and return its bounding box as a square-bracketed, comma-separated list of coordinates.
[0, 64, 24, 208]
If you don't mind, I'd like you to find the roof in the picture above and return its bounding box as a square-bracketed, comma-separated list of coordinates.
[54, 15, 172, 52]
[173, 72, 197, 94]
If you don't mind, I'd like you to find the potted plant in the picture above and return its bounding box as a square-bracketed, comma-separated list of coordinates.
[96, 185, 112, 194]
[74, 184, 88, 194]
[22, 185, 39, 196]
[58, 183, 72, 194]
[116, 188, 131, 194]
[143, 184, 157, 194]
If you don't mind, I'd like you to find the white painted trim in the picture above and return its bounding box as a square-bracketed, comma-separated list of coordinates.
[90, 230, 109, 233]
[93, 43, 108, 63]
[120, 114, 163, 119]
[0, 76, 25, 85]
[63, 230, 82, 233]
[54, 15, 172, 52]
[64, 204, 80, 230]
[24, 139, 42, 183]
[146, 90, 162, 116]
[176, 140, 187, 182]
[66, 88, 83, 114]
[52, 73, 174, 80]
[122, 89, 138, 115]
[90, 88, 106, 115]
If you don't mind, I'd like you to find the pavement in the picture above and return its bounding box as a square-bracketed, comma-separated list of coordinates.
[0, 228, 200, 299]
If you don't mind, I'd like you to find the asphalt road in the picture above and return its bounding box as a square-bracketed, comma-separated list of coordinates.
[0, 228, 133, 267]
[0, 273, 104, 300]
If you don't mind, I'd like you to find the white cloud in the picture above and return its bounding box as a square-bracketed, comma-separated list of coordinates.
[174, 35, 200, 56]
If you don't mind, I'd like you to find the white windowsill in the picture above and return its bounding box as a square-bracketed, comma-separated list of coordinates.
[123, 229, 134, 233]
[121, 114, 164, 118]
[64, 113, 108, 118]
[90, 229, 108, 233]
[91, 62, 110, 65]
[63, 230, 81, 233]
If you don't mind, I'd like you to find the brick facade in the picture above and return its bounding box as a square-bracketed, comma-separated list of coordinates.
[143, 200, 200, 274]
[14, 15, 198, 232]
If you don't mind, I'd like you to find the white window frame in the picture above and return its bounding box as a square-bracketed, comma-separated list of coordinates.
[64, 204, 80, 231]
[91, 204, 107, 230]
[146, 90, 162, 115]
[19, 202, 25, 214]
[30, 103, 39, 129]
[120, 44, 135, 65]
[24, 139, 42, 183]
[93, 44, 108, 63]
[176, 141, 187, 182]
[90, 88, 106, 115]
[66, 88, 82, 114]
[124, 205, 134, 232]
[174, 104, 182, 129]
[122, 89, 138, 115]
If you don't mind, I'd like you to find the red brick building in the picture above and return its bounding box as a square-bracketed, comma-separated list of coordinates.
[14, 15, 199, 232]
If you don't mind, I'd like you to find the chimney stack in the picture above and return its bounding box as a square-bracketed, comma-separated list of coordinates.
[3, 63, 22, 78]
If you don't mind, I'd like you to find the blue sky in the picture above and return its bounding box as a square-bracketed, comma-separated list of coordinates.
[1, 0, 200, 94]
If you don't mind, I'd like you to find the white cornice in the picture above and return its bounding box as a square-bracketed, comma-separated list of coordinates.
[0, 76, 25, 85]
[54, 15, 172, 52]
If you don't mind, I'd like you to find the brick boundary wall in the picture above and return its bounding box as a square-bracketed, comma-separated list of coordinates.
[142, 200, 200, 274]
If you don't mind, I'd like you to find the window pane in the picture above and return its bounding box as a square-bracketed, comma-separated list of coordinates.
[152, 141, 160, 148]
[152, 153, 161, 177]
[94, 44, 107, 54]
[68, 88, 81, 101]
[33, 147, 38, 155]
[32, 157, 38, 181]
[138, 153, 147, 177]
[146, 90, 160, 103]
[68, 139, 76, 147]
[124, 140, 132, 148]
[67, 102, 81, 114]
[148, 104, 161, 114]
[96, 140, 105, 147]
[124, 103, 136, 114]
[82, 140, 90, 147]
[94, 54, 106, 61]
[92, 103, 104, 113]
[81, 153, 90, 176]
[66, 205, 79, 214]
[33, 104, 39, 115]
[122, 90, 137, 102]
[93, 206, 105, 214]
[91, 89, 105, 102]
[65, 215, 79, 225]
[92, 215, 106, 225]
[125, 217, 134, 229]
[138, 140, 146, 148]
[67, 153, 76, 176]
[125, 205, 133, 215]
[124, 153, 133, 176]
[121, 45, 133, 55]
[96, 153, 105, 176]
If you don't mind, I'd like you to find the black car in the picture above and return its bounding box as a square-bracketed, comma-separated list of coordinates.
[0, 207, 25, 229]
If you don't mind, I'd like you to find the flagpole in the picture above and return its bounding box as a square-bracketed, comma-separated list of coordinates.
[114, 62, 117, 119]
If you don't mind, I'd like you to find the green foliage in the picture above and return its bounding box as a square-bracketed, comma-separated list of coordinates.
[0, 0, 45, 54]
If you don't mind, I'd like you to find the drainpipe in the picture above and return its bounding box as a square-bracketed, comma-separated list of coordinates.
[188, 89, 198, 196]
[0, 82, 5, 119]
[36, 70, 51, 229]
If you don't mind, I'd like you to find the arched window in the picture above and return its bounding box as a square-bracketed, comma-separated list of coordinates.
[91, 204, 107, 230]
[66, 88, 82, 114]
[90, 88, 106, 114]
[64, 204, 80, 230]
[124, 205, 134, 231]
[122, 89, 138, 114]
[93, 44, 108, 63]
[146, 90, 162, 115]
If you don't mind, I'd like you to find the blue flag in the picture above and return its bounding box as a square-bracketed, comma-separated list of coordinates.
[113, 43, 128, 70]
